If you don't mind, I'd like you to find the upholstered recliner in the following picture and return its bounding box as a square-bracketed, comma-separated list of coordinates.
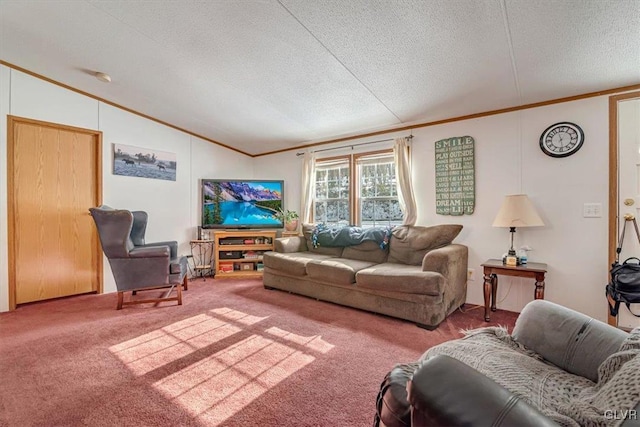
[376, 300, 640, 426]
[89, 205, 188, 309]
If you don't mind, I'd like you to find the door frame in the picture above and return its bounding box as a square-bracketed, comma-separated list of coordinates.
[608, 91, 640, 325]
[7, 115, 103, 310]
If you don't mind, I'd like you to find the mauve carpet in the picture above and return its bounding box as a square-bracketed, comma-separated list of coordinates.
[0, 279, 517, 427]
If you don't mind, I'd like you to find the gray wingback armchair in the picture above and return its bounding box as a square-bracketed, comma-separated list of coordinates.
[89, 205, 188, 309]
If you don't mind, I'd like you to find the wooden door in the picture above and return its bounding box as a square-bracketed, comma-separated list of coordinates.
[615, 96, 640, 328]
[8, 116, 102, 308]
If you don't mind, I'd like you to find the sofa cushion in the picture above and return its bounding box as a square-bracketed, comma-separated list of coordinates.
[263, 251, 336, 276]
[356, 263, 444, 296]
[388, 224, 463, 265]
[302, 223, 344, 256]
[306, 258, 378, 285]
[341, 240, 389, 263]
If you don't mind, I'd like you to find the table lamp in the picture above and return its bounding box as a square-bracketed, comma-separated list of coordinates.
[492, 194, 544, 265]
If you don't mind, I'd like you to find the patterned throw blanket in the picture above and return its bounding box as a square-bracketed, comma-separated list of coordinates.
[419, 327, 640, 426]
[311, 224, 393, 249]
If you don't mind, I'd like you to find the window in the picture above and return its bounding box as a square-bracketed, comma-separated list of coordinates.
[313, 150, 403, 228]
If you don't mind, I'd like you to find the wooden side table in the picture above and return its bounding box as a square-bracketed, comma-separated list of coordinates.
[481, 259, 548, 322]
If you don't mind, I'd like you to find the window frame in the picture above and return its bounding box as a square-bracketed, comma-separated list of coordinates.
[312, 149, 400, 227]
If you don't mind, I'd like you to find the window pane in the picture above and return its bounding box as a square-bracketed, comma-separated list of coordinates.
[361, 200, 375, 221]
[314, 201, 326, 222]
[339, 168, 349, 198]
[361, 177, 374, 198]
[357, 154, 401, 227]
[314, 160, 350, 225]
[328, 179, 340, 198]
[360, 199, 403, 228]
[315, 182, 327, 198]
[325, 200, 349, 223]
[338, 200, 350, 223]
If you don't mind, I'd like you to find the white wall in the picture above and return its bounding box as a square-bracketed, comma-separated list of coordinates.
[0, 66, 254, 309]
[256, 96, 612, 322]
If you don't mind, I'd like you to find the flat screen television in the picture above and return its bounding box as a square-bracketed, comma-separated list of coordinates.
[201, 179, 284, 229]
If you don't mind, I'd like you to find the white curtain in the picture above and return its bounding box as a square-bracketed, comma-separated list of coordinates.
[394, 137, 417, 226]
[300, 151, 316, 224]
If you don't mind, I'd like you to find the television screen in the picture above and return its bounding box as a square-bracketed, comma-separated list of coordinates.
[202, 179, 284, 229]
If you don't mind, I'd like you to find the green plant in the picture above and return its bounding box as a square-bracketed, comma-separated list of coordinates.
[273, 208, 299, 223]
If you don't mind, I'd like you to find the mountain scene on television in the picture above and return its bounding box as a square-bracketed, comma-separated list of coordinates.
[203, 181, 283, 227]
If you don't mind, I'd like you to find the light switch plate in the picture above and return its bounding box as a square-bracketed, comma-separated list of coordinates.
[583, 203, 602, 218]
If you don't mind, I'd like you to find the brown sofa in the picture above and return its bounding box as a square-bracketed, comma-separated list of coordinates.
[262, 224, 468, 329]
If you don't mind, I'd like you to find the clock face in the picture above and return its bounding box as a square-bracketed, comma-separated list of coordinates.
[539, 122, 584, 158]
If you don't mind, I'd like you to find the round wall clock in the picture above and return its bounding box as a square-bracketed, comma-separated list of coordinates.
[539, 122, 584, 158]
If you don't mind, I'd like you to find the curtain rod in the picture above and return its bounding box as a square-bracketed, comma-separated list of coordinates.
[295, 135, 412, 157]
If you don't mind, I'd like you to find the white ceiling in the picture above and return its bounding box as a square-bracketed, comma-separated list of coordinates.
[1, 0, 639, 156]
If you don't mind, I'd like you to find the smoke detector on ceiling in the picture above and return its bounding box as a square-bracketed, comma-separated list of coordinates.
[94, 72, 111, 83]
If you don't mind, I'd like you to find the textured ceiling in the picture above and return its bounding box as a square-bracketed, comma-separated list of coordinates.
[1, 0, 639, 156]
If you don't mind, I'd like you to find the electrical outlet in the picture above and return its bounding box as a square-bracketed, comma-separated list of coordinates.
[467, 268, 475, 281]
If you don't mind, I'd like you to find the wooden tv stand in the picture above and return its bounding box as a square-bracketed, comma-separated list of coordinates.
[213, 230, 277, 278]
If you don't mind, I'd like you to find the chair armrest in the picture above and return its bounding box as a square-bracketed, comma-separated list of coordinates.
[512, 300, 628, 382]
[129, 246, 170, 258]
[274, 236, 308, 253]
[408, 355, 557, 427]
[140, 240, 177, 259]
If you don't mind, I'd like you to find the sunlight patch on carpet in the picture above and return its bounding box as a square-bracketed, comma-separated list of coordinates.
[147, 310, 336, 425]
[111, 307, 334, 425]
[109, 310, 263, 375]
[154, 334, 315, 424]
[265, 326, 335, 354]
[210, 307, 269, 325]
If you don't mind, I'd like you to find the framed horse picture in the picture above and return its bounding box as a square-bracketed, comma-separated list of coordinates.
[112, 143, 177, 181]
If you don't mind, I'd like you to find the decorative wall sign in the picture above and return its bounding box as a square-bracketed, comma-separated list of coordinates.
[113, 143, 177, 181]
[435, 136, 475, 215]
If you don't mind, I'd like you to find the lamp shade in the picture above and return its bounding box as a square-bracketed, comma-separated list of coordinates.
[492, 194, 544, 228]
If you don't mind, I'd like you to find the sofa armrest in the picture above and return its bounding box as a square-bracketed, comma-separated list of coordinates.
[408, 355, 557, 427]
[421, 244, 467, 274]
[421, 244, 467, 297]
[512, 300, 628, 383]
[274, 236, 308, 253]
